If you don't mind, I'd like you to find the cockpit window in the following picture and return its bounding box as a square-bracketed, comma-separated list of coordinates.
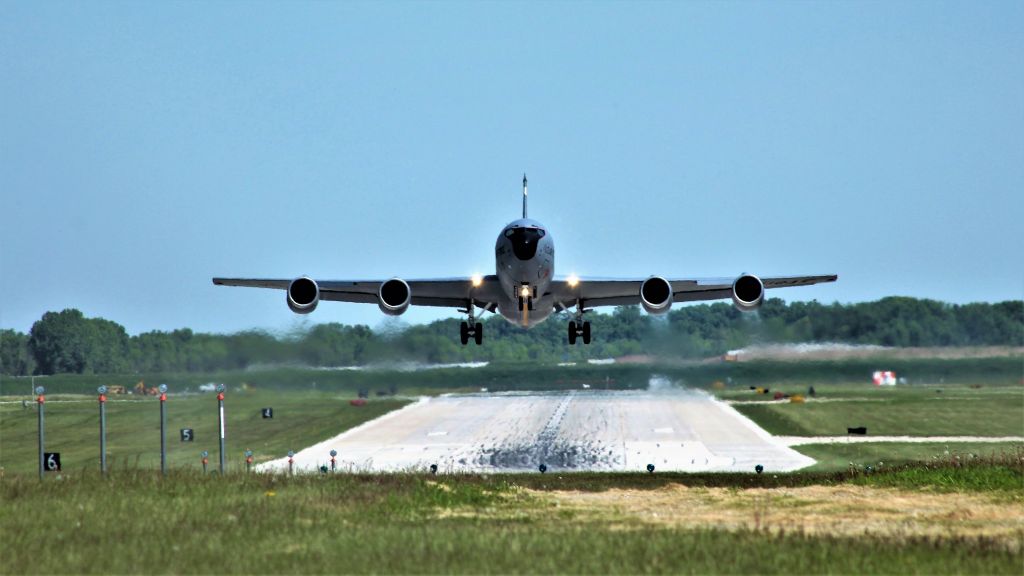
[505, 227, 545, 238]
[506, 227, 544, 260]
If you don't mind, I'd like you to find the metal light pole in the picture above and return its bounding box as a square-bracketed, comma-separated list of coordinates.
[216, 384, 226, 474]
[36, 386, 45, 480]
[98, 386, 108, 474]
[288, 451, 295, 475]
[158, 384, 168, 475]
[330, 449, 337, 472]
[201, 451, 209, 474]
[245, 449, 253, 473]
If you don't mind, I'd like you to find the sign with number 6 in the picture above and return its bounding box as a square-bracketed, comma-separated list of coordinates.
[44, 452, 61, 471]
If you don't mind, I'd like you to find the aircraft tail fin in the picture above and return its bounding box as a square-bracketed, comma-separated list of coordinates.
[522, 173, 528, 219]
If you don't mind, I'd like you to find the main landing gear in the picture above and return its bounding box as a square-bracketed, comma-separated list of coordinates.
[459, 303, 483, 346]
[460, 321, 483, 346]
[568, 302, 591, 345]
[568, 320, 591, 345]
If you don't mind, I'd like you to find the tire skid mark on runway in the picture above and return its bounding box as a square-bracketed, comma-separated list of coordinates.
[537, 391, 576, 464]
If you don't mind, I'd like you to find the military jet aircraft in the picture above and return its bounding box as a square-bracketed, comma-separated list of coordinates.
[214, 176, 836, 345]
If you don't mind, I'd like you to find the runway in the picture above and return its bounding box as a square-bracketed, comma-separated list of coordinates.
[259, 378, 815, 473]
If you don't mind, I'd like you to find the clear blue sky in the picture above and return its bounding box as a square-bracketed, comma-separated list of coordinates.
[2, 1, 1022, 336]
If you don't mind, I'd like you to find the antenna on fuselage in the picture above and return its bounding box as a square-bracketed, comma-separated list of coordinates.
[522, 173, 528, 219]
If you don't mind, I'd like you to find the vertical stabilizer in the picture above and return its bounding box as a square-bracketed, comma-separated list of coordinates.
[522, 173, 528, 219]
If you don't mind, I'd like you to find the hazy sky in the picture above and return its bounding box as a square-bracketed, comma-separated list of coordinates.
[2, 1, 1022, 336]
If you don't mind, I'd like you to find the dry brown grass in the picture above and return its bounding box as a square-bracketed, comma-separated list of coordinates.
[536, 483, 1024, 549]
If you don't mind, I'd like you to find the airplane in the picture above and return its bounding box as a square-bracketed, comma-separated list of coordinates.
[214, 176, 837, 345]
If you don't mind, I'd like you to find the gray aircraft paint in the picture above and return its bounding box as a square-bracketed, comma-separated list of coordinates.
[494, 217, 555, 327]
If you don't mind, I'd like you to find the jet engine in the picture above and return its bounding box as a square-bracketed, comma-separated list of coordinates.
[639, 276, 673, 315]
[287, 276, 319, 314]
[731, 274, 764, 311]
[378, 278, 412, 316]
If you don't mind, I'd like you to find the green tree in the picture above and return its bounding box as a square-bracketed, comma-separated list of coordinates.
[0, 329, 35, 375]
[28, 309, 129, 374]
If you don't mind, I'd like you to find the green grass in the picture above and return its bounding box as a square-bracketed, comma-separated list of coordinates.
[732, 384, 1024, 436]
[2, 465, 1021, 574]
[795, 442, 1024, 474]
[0, 391, 408, 475]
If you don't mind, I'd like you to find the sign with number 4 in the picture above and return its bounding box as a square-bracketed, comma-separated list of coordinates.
[261, 408, 273, 419]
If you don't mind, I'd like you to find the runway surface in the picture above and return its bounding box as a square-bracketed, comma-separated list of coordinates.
[259, 378, 816, 473]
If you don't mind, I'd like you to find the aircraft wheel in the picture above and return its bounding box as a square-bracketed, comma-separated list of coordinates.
[582, 321, 591, 345]
[474, 323, 483, 345]
[460, 322, 470, 345]
[568, 321, 577, 345]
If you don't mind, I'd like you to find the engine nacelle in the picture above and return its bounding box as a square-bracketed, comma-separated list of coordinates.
[287, 276, 319, 314]
[639, 276, 673, 315]
[731, 274, 764, 311]
[378, 278, 411, 316]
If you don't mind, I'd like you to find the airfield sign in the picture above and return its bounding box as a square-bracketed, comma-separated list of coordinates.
[44, 452, 61, 472]
[261, 408, 273, 419]
[181, 428, 194, 442]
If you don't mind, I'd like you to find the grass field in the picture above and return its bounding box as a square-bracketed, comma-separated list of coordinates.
[731, 384, 1023, 436]
[0, 391, 408, 475]
[795, 442, 1024, 472]
[1, 457, 1021, 574]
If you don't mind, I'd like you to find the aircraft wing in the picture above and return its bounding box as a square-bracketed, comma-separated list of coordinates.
[547, 274, 838, 308]
[212, 276, 506, 309]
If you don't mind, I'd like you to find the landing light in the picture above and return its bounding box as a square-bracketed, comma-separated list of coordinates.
[567, 274, 580, 288]
[520, 286, 530, 297]
[471, 274, 483, 288]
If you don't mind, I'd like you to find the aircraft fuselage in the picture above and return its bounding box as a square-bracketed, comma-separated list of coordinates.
[495, 218, 555, 326]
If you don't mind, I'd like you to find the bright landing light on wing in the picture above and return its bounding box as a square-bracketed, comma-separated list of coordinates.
[567, 274, 580, 288]
[471, 274, 483, 288]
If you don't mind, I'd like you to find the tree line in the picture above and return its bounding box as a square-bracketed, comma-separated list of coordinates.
[1, 297, 1020, 376]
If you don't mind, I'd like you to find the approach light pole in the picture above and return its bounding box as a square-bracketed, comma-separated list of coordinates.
[36, 386, 45, 480]
[216, 384, 226, 474]
[98, 386, 108, 474]
[158, 384, 168, 475]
